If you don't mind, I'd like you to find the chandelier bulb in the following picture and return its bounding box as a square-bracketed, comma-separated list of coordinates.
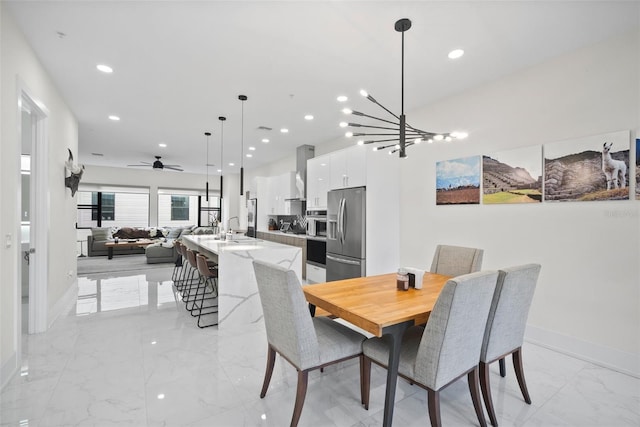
[359, 89, 368, 97]
[339, 122, 348, 128]
[342, 108, 353, 115]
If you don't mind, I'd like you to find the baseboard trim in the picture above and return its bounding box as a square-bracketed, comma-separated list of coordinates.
[0, 351, 17, 391]
[525, 324, 639, 378]
[48, 279, 78, 328]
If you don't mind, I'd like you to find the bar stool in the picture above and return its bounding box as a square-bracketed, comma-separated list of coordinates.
[184, 248, 204, 311]
[172, 240, 184, 283]
[194, 253, 219, 328]
[174, 242, 195, 295]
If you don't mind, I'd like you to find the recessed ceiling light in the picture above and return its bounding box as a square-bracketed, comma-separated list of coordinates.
[108, 115, 120, 121]
[96, 64, 113, 73]
[280, 128, 289, 133]
[217, 169, 222, 172]
[246, 154, 252, 158]
[158, 143, 167, 148]
[448, 49, 464, 59]
[304, 115, 314, 120]
[261, 138, 269, 143]
[337, 95, 348, 102]
[228, 162, 235, 166]
[157, 394, 165, 400]
[249, 146, 256, 151]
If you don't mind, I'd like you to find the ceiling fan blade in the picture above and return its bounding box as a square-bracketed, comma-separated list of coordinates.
[127, 164, 153, 167]
[163, 164, 181, 167]
[165, 166, 184, 171]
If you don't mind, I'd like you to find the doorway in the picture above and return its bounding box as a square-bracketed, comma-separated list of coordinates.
[18, 87, 49, 335]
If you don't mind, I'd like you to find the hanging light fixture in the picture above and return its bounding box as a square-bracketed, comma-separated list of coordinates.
[238, 94, 248, 195]
[219, 116, 226, 201]
[341, 18, 467, 158]
[204, 131, 211, 201]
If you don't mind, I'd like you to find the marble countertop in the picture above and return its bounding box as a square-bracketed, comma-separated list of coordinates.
[183, 234, 297, 254]
[258, 230, 307, 240]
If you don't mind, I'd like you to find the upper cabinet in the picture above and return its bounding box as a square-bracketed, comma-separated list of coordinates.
[329, 145, 366, 190]
[306, 154, 331, 209]
[265, 171, 297, 215]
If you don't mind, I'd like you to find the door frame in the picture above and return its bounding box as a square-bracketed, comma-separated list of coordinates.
[16, 81, 50, 336]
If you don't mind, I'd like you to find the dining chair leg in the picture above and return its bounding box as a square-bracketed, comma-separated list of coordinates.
[427, 389, 442, 427]
[290, 370, 309, 427]
[479, 362, 498, 426]
[362, 355, 371, 410]
[469, 367, 488, 427]
[499, 358, 506, 377]
[260, 345, 276, 398]
[512, 348, 531, 404]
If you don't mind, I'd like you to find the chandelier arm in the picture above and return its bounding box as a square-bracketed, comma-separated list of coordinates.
[352, 111, 400, 126]
[366, 96, 401, 121]
[362, 138, 401, 144]
[355, 133, 403, 137]
[349, 123, 400, 131]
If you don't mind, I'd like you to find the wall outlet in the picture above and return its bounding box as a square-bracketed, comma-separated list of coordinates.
[5, 233, 12, 248]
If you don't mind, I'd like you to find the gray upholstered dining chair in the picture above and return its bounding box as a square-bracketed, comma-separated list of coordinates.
[430, 244, 484, 277]
[252, 260, 367, 427]
[362, 270, 499, 427]
[479, 263, 541, 426]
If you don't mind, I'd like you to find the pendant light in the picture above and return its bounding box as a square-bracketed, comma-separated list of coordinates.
[219, 116, 226, 201]
[204, 132, 211, 201]
[238, 95, 247, 195]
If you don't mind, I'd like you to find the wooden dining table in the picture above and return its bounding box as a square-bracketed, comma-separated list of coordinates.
[303, 271, 451, 427]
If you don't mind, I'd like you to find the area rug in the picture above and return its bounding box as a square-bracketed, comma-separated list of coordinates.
[77, 254, 174, 275]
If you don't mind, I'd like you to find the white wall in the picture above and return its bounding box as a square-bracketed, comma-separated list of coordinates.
[1, 6, 79, 387]
[399, 30, 639, 376]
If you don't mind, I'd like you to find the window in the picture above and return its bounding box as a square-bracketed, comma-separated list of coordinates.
[171, 195, 189, 220]
[91, 192, 115, 221]
[77, 189, 149, 228]
[158, 190, 220, 227]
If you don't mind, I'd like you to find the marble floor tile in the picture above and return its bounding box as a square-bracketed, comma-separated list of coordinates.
[2, 264, 638, 427]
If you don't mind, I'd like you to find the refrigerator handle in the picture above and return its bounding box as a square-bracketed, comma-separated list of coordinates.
[326, 254, 361, 266]
[336, 198, 343, 243]
[339, 197, 346, 245]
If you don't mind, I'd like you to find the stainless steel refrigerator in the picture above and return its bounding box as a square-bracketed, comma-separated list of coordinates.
[326, 186, 366, 281]
[247, 198, 257, 237]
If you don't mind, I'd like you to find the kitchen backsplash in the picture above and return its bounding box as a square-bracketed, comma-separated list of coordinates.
[268, 214, 307, 234]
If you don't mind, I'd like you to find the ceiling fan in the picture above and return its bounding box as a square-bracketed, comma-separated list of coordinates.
[127, 156, 183, 171]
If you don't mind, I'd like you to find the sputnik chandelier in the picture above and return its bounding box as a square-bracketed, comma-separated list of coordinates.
[340, 18, 467, 158]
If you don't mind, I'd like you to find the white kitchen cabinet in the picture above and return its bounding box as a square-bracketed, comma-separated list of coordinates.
[306, 263, 326, 284]
[329, 145, 366, 190]
[267, 172, 297, 215]
[306, 154, 330, 209]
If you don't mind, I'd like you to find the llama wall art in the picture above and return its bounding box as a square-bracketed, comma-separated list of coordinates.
[544, 130, 629, 202]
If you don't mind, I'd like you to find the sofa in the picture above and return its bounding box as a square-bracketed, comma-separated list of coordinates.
[145, 226, 216, 264]
[87, 226, 163, 257]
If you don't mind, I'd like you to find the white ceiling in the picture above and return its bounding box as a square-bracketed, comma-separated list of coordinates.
[5, 1, 639, 175]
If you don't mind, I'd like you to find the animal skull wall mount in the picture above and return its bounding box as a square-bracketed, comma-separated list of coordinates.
[64, 148, 84, 196]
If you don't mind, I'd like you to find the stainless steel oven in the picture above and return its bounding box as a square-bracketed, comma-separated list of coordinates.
[306, 236, 326, 268]
[306, 209, 327, 238]
[306, 210, 327, 266]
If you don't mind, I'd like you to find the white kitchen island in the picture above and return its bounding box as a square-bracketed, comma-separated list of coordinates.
[181, 235, 302, 328]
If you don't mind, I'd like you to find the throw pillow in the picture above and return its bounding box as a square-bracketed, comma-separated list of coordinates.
[166, 227, 182, 239]
[91, 227, 112, 241]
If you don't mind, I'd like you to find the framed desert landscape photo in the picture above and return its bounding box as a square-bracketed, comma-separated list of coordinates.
[544, 130, 630, 202]
[436, 156, 480, 205]
[483, 146, 542, 204]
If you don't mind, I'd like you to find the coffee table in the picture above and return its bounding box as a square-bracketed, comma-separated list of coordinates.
[104, 239, 156, 259]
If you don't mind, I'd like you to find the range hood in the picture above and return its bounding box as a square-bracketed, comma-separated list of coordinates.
[293, 145, 315, 200]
